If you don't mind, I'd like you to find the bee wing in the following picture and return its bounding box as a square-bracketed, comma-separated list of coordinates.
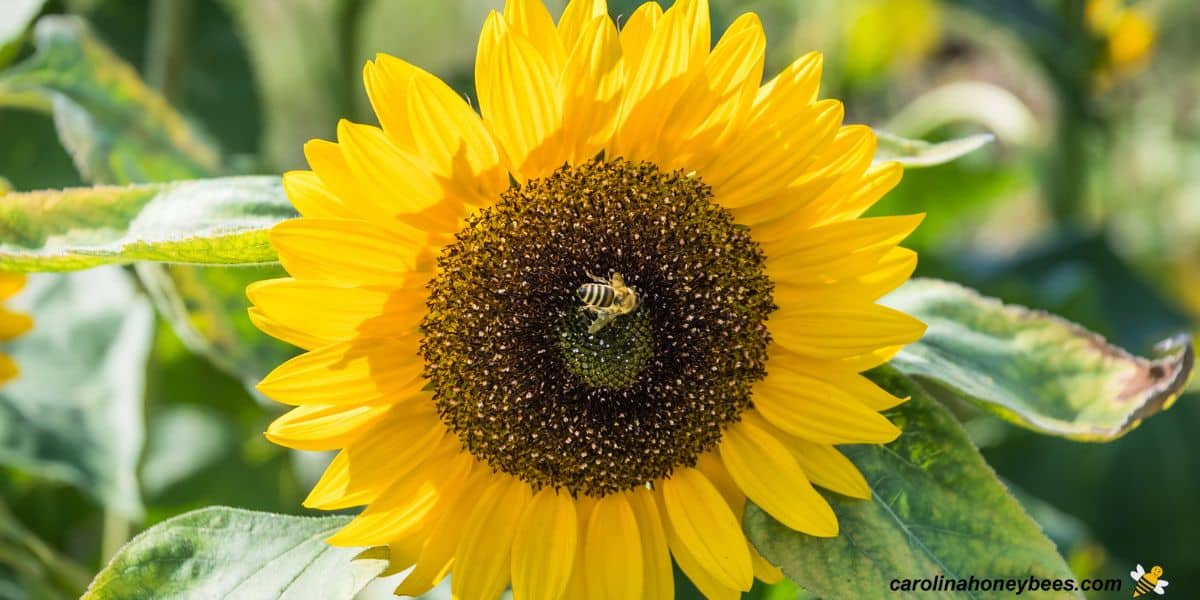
[1155, 579, 1169, 593]
[1131, 565, 1145, 580]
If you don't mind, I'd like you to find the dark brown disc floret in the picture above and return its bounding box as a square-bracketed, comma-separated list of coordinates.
[420, 159, 774, 496]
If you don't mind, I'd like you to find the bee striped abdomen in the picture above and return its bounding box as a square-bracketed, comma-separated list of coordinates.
[577, 283, 616, 307]
[1134, 577, 1152, 597]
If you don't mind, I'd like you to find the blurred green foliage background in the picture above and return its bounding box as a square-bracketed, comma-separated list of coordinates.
[0, 0, 1197, 598]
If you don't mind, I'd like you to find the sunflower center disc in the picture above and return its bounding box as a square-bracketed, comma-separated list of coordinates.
[421, 160, 775, 496]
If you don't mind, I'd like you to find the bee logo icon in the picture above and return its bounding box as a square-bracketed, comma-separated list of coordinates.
[1130, 564, 1168, 597]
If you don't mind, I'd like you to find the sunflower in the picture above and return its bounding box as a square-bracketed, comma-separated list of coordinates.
[0, 272, 30, 385]
[248, 0, 925, 597]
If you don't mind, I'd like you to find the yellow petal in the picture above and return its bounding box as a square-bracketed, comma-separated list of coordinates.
[627, 488, 674, 600]
[656, 12, 765, 169]
[512, 488, 578, 600]
[327, 446, 469, 547]
[586, 493, 643, 600]
[395, 466, 491, 597]
[256, 337, 424, 406]
[611, 0, 708, 161]
[661, 515, 742, 599]
[282, 170, 354, 220]
[769, 302, 926, 361]
[752, 51, 823, 120]
[477, 14, 564, 180]
[303, 407, 446, 509]
[265, 402, 391, 451]
[0, 353, 18, 385]
[740, 125, 880, 234]
[617, 2, 662, 76]
[269, 217, 436, 284]
[754, 362, 903, 444]
[452, 476, 532, 600]
[0, 272, 25, 300]
[557, 0, 607, 50]
[560, 14, 623, 164]
[774, 246, 918, 308]
[247, 279, 421, 345]
[364, 55, 506, 203]
[247, 307, 324, 351]
[752, 549, 784, 584]
[785, 437, 871, 499]
[694, 452, 744, 511]
[659, 467, 753, 591]
[505, 0, 565, 72]
[708, 99, 843, 210]
[560, 496, 595, 600]
[771, 353, 907, 411]
[0, 309, 32, 341]
[720, 413, 839, 536]
[337, 120, 462, 233]
[812, 160, 905, 227]
[302, 139, 372, 219]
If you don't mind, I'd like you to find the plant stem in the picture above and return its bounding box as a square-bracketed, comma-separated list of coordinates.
[144, 0, 193, 104]
[99, 509, 131, 567]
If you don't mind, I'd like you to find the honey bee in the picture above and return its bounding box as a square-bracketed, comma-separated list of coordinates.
[576, 271, 640, 334]
[1130, 564, 1168, 597]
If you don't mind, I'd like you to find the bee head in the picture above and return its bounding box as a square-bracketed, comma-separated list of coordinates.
[1151, 566, 1163, 577]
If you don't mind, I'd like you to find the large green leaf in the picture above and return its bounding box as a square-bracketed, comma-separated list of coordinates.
[0, 13, 296, 385]
[0, 176, 293, 271]
[0, 16, 221, 183]
[84, 507, 387, 600]
[882, 278, 1194, 441]
[745, 369, 1078, 599]
[0, 0, 46, 68]
[873, 130, 995, 168]
[0, 268, 153, 519]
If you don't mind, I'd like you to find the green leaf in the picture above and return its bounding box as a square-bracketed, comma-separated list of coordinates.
[84, 507, 387, 600]
[0, 176, 293, 271]
[138, 262, 299, 387]
[0, 0, 46, 68]
[744, 369, 1079, 599]
[873, 130, 995, 168]
[0, 497, 92, 597]
[0, 268, 153, 519]
[0, 15, 221, 183]
[882, 278, 1195, 441]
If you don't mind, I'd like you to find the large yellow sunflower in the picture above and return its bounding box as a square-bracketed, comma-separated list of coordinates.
[0, 272, 30, 384]
[248, 0, 925, 597]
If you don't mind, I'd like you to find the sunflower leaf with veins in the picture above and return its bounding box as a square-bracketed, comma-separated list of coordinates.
[745, 368, 1081, 600]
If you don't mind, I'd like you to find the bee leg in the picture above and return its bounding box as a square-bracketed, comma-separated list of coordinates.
[586, 270, 609, 284]
[588, 312, 616, 334]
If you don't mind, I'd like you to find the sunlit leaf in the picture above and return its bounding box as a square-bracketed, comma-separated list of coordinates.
[873, 130, 995, 168]
[745, 369, 1079, 599]
[0, 0, 46, 67]
[0, 16, 221, 183]
[139, 262, 299, 387]
[0, 268, 153, 519]
[882, 278, 1194, 440]
[0, 176, 293, 271]
[84, 507, 387, 600]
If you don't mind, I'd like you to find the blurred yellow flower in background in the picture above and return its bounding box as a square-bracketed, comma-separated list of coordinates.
[842, 0, 942, 82]
[1086, 0, 1156, 84]
[0, 272, 31, 385]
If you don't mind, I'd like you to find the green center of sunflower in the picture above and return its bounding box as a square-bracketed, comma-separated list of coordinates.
[421, 159, 775, 496]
